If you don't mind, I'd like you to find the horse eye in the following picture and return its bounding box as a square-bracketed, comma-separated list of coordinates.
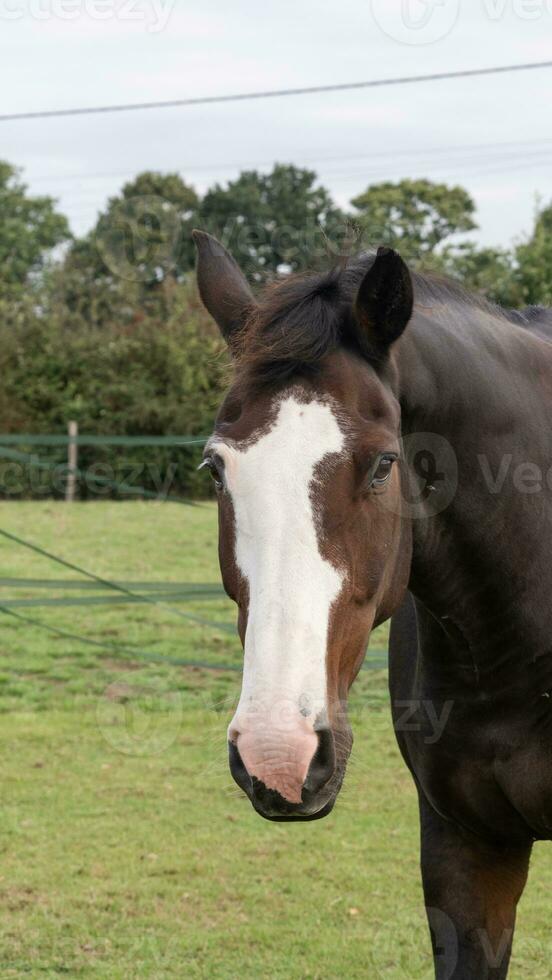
[370, 454, 397, 490]
[199, 457, 223, 491]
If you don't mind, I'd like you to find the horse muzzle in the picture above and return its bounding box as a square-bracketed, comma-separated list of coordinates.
[228, 727, 341, 821]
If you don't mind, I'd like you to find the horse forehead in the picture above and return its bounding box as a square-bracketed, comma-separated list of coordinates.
[212, 395, 346, 483]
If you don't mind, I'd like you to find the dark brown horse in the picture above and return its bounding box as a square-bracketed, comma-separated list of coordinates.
[193, 228, 552, 979]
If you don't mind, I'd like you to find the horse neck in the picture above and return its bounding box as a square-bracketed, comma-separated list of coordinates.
[394, 302, 552, 671]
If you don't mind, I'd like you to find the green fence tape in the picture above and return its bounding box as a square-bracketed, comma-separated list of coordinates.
[0, 528, 389, 673]
[0, 528, 232, 633]
[0, 604, 242, 672]
[0, 603, 388, 673]
[0, 577, 224, 593]
[0, 593, 228, 609]
[0, 434, 208, 447]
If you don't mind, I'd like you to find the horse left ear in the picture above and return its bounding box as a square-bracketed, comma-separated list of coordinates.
[193, 229, 256, 347]
[354, 247, 414, 358]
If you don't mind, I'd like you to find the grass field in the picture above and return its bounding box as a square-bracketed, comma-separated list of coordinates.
[0, 502, 550, 978]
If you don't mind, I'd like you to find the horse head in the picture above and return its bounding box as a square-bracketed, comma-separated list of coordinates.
[194, 230, 413, 821]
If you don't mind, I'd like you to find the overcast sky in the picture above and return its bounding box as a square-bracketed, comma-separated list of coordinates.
[1, 0, 551, 249]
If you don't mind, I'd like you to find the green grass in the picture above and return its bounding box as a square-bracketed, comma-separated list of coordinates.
[0, 502, 550, 978]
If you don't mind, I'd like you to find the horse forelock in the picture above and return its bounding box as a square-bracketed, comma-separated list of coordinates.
[231, 254, 523, 396]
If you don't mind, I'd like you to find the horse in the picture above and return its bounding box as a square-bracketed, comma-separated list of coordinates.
[193, 228, 552, 979]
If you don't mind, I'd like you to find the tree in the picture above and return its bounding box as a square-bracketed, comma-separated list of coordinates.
[0, 161, 70, 301]
[0, 280, 228, 499]
[350, 179, 477, 264]
[199, 164, 348, 278]
[53, 171, 200, 325]
[438, 244, 520, 309]
[515, 201, 552, 306]
[95, 170, 200, 282]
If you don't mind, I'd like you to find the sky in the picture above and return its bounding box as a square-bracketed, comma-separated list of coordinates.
[1, 0, 551, 249]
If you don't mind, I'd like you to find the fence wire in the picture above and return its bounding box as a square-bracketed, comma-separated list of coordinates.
[0, 514, 389, 672]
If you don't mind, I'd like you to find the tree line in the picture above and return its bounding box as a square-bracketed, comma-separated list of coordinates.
[0, 159, 550, 498]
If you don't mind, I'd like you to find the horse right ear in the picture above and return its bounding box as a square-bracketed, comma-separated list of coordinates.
[193, 230, 256, 346]
[354, 247, 414, 359]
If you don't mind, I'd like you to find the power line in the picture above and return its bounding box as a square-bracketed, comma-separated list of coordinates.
[46, 150, 552, 215]
[2, 60, 552, 123]
[25, 135, 552, 185]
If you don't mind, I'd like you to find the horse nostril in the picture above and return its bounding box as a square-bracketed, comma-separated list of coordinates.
[228, 740, 251, 794]
[303, 728, 336, 796]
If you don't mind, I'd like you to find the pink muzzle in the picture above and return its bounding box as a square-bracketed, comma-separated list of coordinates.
[231, 721, 319, 804]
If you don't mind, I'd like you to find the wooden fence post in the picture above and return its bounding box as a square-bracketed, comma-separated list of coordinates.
[66, 420, 78, 502]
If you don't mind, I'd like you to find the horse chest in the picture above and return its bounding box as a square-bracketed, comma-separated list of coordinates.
[405, 705, 552, 843]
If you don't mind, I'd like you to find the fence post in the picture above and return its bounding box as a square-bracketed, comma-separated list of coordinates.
[66, 420, 78, 502]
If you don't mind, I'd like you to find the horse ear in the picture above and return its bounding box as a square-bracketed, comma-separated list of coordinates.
[354, 247, 414, 358]
[192, 230, 255, 345]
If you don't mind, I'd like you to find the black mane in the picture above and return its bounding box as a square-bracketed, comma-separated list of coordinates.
[237, 253, 521, 389]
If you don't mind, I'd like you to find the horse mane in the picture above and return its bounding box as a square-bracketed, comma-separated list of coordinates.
[235, 253, 525, 390]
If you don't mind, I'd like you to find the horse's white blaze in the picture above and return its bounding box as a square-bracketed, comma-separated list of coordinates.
[217, 396, 345, 799]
